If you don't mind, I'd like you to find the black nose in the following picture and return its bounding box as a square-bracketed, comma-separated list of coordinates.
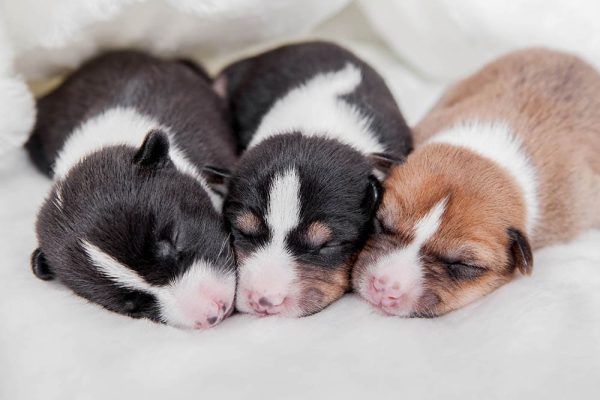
[258, 297, 273, 307]
[207, 316, 218, 325]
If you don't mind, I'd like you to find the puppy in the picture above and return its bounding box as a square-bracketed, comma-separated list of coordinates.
[25, 51, 237, 329]
[353, 48, 600, 317]
[217, 41, 412, 317]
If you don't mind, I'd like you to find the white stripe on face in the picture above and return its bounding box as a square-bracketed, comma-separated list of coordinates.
[82, 240, 235, 328]
[235, 168, 302, 315]
[82, 240, 153, 293]
[359, 198, 448, 315]
[53, 107, 222, 211]
[266, 168, 301, 241]
[249, 63, 385, 155]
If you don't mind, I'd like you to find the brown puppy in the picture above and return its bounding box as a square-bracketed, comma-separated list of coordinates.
[353, 49, 600, 317]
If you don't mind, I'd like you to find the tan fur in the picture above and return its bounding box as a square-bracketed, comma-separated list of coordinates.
[297, 263, 350, 316]
[415, 48, 600, 247]
[305, 221, 332, 247]
[235, 211, 261, 235]
[354, 49, 600, 316]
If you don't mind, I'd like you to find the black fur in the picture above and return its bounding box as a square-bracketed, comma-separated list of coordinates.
[26, 51, 237, 323]
[220, 42, 413, 315]
[508, 227, 534, 275]
[221, 41, 412, 156]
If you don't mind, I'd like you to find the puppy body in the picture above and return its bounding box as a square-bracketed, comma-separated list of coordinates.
[220, 41, 412, 317]
[26, 51, 237, 328]
[353, 49, 600, 316]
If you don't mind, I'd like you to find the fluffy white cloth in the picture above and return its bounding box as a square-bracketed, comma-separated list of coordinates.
[0, 0, 349, 151]
[358, 0, 600, 81]
[0, 2, 599, 399]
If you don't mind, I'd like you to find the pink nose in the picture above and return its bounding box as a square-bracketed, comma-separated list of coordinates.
[369, 275, 406, 307]
[247, 291, 287, 316]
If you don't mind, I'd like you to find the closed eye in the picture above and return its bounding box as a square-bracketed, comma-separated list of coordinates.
[446, 262, 486, 280]
[312, 240, 346, 256]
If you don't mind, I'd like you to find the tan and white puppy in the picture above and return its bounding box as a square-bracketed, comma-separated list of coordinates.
[353, 48, 600, 317]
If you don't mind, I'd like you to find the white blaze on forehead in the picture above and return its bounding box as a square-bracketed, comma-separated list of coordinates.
[266, 168, 301, 240]
[413, 197, 448, 247]
[427, 120, 538, 235]
[235, 168, 302, 315]
[82, 240, 235, 328]
[53, 107, 222, 211]
[249, 63, 385, 155]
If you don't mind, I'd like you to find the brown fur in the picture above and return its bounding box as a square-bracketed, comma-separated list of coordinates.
[415, 48, 600, 247]
[297, 263, 350, 315]
[354, 48, 600, 316]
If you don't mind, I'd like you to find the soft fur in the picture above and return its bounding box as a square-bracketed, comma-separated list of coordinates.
[25, 51, 237, 328]
[353, 49, 600, 317]
[219, 41, 412, 317]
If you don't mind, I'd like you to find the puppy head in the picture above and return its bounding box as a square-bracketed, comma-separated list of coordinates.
[353, 145, 533, 317]
[32, 130, 235, 329]
[224, 134, 385, 317]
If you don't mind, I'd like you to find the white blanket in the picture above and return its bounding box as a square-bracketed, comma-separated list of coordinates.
[1, 2, 599, 399]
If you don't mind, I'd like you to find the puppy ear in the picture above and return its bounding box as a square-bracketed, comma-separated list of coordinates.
[363, 175, 384, 215]
[203, 165, 231, 197]
[508, 228, 533, 275]
[134, 130, 171, 168]
[31, 248, 55, 281]
[368, 153, 405, 180]
[212, 74, 228, 99]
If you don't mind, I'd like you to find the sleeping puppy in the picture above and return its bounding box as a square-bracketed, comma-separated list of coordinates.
[25, 51, 237, 329]
[217, 41, 412, 317]
[353, 48, 600, 317]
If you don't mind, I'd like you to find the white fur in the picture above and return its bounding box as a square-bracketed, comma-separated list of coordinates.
[53, 107, 222, 210]
[236, 168, 301, 315]
[83, 240, 235, 328]
[248, 63, 385, 155]
[427, 120, 539, 235]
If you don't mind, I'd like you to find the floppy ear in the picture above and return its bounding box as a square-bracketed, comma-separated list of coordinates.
[203, 165, 232, 197]
[363, 175, 384, 215]
[508, 228, 533, 275]
[31, 248, 55, 281]
[134, 130, 171, 168]
[368, 152, 405, 180]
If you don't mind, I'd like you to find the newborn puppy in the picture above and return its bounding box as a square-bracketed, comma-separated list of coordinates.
[217, 41, 412, 317]
[353, 48, 600, 317]
[25, 51, 237, 329]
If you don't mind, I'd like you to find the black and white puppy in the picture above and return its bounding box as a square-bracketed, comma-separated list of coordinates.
[26, 51, 237, 329]
[218, 41, 412, 317]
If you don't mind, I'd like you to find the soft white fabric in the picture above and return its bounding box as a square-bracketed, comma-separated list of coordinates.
[0, 0, 349, 151]
[0, 20, 35, 155]
[1, 2, 599, 399]
[358, 0, 600, 81]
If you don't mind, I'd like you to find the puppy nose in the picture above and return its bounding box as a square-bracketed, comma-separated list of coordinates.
[370, 275, 404, 305]
[248, 291, 287, 315]
[192, 300, 229, 329]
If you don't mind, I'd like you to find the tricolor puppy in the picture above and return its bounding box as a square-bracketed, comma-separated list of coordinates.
[25, 51, 237, 329]
[217, 41, 412, 317]
[353, 48, 600, 317]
